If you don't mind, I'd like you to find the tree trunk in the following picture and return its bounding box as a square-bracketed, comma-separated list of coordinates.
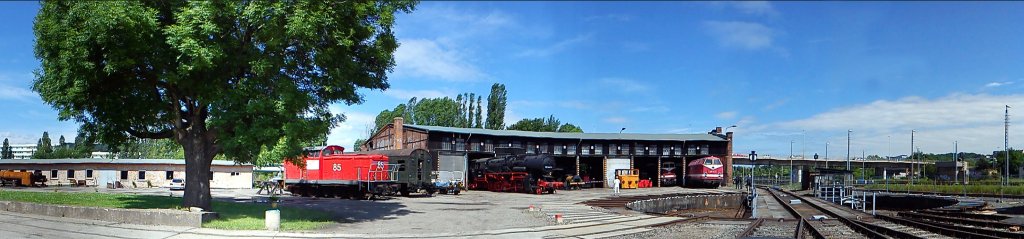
[181, 128, 215, 211]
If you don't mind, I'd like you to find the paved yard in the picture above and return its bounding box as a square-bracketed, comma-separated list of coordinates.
[0, 186, 742, 238]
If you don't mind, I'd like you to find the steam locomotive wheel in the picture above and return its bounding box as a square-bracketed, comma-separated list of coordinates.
[534, 188, 543, 195]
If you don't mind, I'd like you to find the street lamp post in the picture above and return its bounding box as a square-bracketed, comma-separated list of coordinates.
[825, 142, 830, 168]
[790, 140, 795, 185]
[749, 151, 757, 219]
[847, 130, 852, 171]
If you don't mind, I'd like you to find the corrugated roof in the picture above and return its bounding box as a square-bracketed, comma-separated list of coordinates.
[403, 125, 727, 142]
[0, 159, 249, 166]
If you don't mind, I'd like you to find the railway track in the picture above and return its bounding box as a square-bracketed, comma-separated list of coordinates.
[764, 187, 865, 239]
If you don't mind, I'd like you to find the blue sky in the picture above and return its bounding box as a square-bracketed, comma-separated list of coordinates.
[3, 2, 1024, 158]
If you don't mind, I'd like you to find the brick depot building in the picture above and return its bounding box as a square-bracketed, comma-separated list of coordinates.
[362, 118, 734, 187]
[0, 159, 253, 188]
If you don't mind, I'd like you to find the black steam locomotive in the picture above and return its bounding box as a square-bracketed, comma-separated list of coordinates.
[469, 149, 563, 194]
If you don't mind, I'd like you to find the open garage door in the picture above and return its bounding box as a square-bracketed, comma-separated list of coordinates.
[437, 151, 468, 187]
[605, 158, 630, 188]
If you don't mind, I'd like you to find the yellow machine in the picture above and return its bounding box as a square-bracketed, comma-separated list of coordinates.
[615, 169, 640, 189]
[0, 170, 47, 187]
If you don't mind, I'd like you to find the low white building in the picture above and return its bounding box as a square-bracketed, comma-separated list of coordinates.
[0, 159, 252, 189]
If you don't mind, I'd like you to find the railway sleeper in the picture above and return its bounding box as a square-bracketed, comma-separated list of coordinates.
[898, 211, 1022, 229]
[876, 214, 1004, 239]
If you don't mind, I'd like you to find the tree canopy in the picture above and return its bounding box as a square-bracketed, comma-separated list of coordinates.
[485, 83, 507, 130]
[33, 1, 415, 210]
[507, 115, 584, 133]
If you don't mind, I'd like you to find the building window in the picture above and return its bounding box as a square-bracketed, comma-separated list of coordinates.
[595, 144, 604, 155]
[208, 171, 214, 180]
[120, 171, 129, 180]
[50, 170, 58, 179]
[86, 170, 93, 178]
[567, 144, 576, 155]
[526, 142, 536, 153]
[230, 172, 240, 176]
[138, 171, 146, 180]
[34, 170, 41, 175]
[166, 171, 174, 180]
[67, 170, 75, 179]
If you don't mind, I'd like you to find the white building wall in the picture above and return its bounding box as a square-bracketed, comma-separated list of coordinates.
[10, 144, 36, 159]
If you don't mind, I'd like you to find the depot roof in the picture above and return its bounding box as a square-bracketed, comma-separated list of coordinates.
[402, 125, 728, 142]
[0, 159, 249, 166]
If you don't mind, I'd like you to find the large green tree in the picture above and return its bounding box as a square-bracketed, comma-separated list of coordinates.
[1, 138, 12, 159]
[485, 83, 507, 130]
[33, 1, 415, 210]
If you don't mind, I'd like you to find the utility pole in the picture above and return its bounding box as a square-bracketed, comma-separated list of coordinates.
[1006, 105, 1011, 187]
[911, 130, 915, 185]
[790, 140, 795, 184]
[954, 141, 959, 185]
[862, 150, 866, 182]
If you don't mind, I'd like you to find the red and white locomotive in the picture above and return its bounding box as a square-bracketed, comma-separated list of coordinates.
[283, 145, 400, 199]
[685, 156, 724, 187]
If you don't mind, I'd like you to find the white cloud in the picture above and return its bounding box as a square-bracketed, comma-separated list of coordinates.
[599, 78, 651, 93]
[763, 98, 789, 111]
[326, 108, 377, 151]
[703, 21, 776, 50]
[515, 34, 592, 58]
[985, 81, 1014, 88]
[748, 94, 1024, 154]
[0, 84, 37, 101]
[394, 39, 487, 82]
[0, 132, 39, 144]
[604, 117, 628, 124]
[716, 111, 738, 120]
[382, 88, 452, 100]
[729, 1, 779, 17]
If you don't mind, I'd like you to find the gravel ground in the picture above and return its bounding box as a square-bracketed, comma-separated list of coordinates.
[613, 220, 749, 239]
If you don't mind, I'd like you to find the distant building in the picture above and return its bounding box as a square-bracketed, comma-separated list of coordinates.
[10, 144, 36, 159]
[0, 159, 252, 188]
[2, 143, 114, 159]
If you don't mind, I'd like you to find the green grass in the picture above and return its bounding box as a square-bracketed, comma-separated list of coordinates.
[0, 190, 334, 231]
[862, 183, 1024, 195]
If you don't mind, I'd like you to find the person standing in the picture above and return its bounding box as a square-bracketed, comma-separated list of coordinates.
[613, 177, 621, 195]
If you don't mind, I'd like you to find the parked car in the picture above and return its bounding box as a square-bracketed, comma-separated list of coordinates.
[166, 178, 185, 190]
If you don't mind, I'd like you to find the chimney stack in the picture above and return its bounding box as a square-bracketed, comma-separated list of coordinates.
[715, 127, 723, 134]
[394, 117, 404, 149]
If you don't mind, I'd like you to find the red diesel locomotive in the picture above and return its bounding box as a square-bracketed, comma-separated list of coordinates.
[685, 156, 724, 187]
[283, 145, 400, 199]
